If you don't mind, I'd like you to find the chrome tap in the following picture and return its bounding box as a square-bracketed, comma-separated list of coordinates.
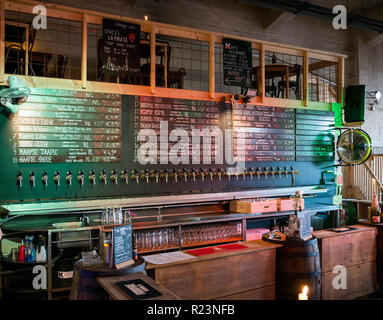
[290, 166, 300, 187]
[183, 168, 188, 182]
[277, 167, 282, 178]
[256, 167, 261, 180]
[226, 169, 231, 181]
[192, 168, 197, 182]
[200, 168, 205, 182]
[164, 169, 169, 183]
[78, 170, 84, 187]
[173, 169, 178, 183]
[66, 170, 72, 187]
[16, 171, 23, 189]
[263, 167, 269, 179]
[120, 169, 129, 184]
[217, 168, 222, 181]
[209, 168, 214, 181]
[89, 170, 97, 185]
[242, 168, 247, 180]
[249, 167, 254, 180]
[110, 170, 118, 184]
[41, 171, 48, 189]
[100, 170, 107, 185]
[154, 169, 160, 183]
[131, 169, 139, 184]
[270, 167, 275, 179]
[54, 170, 60, 188]
[143, 169, 150, 183]
[29, 171, 36, 188]
[283, 166, 289, 177]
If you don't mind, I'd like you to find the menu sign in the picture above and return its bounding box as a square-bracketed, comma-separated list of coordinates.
[223, 38, 252, 87]
[113, 224, 134, 269]
[136, 96, 221, 163]
[102, 18, 141, 74]
[12, 88, 122, 163]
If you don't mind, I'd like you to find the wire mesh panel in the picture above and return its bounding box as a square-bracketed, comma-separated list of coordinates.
[309, 58, 338, 103]
[155, 34, 209, 91]
[215, 43, 259, 95]
[264, 51, 303, 100]
[4, 10, 81, 79]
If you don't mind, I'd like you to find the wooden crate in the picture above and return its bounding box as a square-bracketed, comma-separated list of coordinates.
[277, 198, 305, 212]
[146, 240, 281, 300]
[313, 225, 378, 300]
[230, 199, 278, 214]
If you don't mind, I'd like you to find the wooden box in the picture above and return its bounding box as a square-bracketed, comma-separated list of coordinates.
[230, 199, 278, 214]
[277, 198, 305, 212]
[313, 225, 378, 300]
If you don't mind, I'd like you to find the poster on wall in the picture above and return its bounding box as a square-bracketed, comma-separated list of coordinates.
[102, 18, 141, 74]
[223, 38, 252, 87]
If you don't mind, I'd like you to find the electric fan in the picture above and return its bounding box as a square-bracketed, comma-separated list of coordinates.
[336, 129, 372, 165]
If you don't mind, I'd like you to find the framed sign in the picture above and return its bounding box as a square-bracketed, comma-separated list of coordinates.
[102, 18, 141, 74]
[223, 38, 252, 87]
[113, 224, 134, 269]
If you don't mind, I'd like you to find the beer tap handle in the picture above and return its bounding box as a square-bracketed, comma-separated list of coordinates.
[270, 167, 275, 179]
[192, 168, 196, 182]
[164, 169, 169, 183]
[256, 167, 261, 180]
[217, 168, 222, 181]
[54, 170, 60, 188]
[42, 170, 48, 189]
[209, 168, 214, 181]
[200, 168, 205, 182]
[29, 171, 36, 188]
[277, 167, 282, 178]
[16, 171, 23, 189]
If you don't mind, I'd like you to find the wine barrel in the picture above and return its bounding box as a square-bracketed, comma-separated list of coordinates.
[70, 257, 146, 300]
[276, 237, 321, 300]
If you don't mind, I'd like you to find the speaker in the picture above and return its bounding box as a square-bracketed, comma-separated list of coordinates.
[344, 85, 365, 124]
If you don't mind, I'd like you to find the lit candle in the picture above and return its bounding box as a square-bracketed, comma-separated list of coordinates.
[373, 178, 376, 195]
[298, 286, 309, 300]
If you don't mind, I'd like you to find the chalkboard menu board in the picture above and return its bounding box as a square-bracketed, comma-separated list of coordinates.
[295, 109, 335, 161]
[231, 104, 335, 162]
[135, 96, 221, 163]
[102, 18, 141, 74]
[12, 88, 122, 163]
[232, 103, 295, 162]
[113, 224, 134, 269]
[223, 38, 252, 87]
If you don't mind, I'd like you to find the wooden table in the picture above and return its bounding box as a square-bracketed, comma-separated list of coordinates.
[253, 64, 297, 98]
[97, 272, 180, 300]
[313, 224, 378, 299]
[146, 240, 281, 300]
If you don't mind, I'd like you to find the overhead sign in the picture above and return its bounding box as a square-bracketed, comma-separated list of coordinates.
[102, 18, 141, 74]
[223, 38, 252, 87]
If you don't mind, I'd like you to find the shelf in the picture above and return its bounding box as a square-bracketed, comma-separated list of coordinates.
[181, 237, 243, 249]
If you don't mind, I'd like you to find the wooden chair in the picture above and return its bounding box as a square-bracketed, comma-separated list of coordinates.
[278, 64, 302, 99]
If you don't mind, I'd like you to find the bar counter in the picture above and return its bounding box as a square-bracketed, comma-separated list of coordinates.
[146, 240, 281, 300]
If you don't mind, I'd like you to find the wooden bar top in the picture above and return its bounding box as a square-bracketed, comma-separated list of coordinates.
[97, 272, 181, 300]
[313, 224, 377, 239]
[145, 240, 282, 270]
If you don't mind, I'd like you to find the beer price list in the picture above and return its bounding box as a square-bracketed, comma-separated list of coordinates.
[135, 96, 221, 162]
[12, 88, 122, 163]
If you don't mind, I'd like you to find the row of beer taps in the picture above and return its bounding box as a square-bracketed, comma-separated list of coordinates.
[16, 166, 300, 189]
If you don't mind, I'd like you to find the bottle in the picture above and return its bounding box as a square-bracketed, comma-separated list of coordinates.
[18, 240, 25, 262]
[372, 179, 381, 223]
[132, 233, 138, 261]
